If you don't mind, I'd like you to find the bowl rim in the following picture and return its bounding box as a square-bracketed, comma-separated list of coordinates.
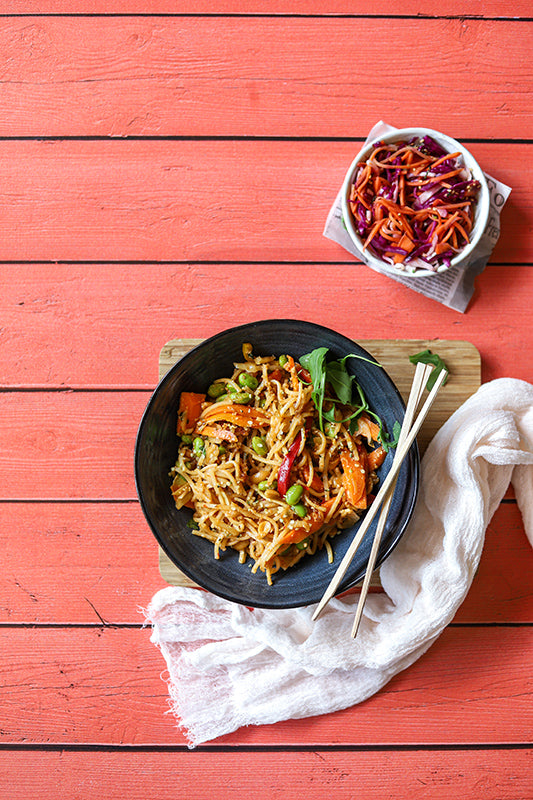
[134, 318, 420, 608]
[340, 126, 490, 278]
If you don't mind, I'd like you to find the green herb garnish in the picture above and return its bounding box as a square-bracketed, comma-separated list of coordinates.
[299, 347, 398, 451]
[409, 349, 449, 390]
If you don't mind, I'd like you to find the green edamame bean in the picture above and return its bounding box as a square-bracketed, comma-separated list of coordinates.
[257, 480, 270, 492]
[324, 422, 337, 438]
[252, 436, 268, 456]
[285, 483, 304, 506]
[180, 434, 193, 445]
[207, 382, 226, 398]
[216, 393, 229, 403]
[238, 372, 258, 390]
[193, 436, 205, 455]
[278, 354, 288, 367]
[187, 519, 199, 530]
[232, 392, 252, 405]
[293, 502, 307, 519]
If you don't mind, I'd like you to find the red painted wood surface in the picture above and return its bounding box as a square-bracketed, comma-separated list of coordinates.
[0, 141, 528, 262]
[0, 502, 530, 625]
[1, 749, 531, 800]
[1, 263, 532, 387]
[0, 16, 530, 138]
[1, 626, 532, 746]
[5, 1, 533, 14]
[0, 7, 531, 798]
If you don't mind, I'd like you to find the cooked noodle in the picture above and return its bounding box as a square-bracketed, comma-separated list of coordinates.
[170, 345, 386, 584]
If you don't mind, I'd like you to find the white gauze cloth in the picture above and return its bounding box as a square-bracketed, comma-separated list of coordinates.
[146, 378, 533, 747]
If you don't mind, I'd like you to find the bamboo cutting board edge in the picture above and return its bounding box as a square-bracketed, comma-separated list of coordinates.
[157, 337, 481, 588]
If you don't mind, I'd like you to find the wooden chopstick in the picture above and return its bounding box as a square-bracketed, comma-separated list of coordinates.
[312, 363, 447, 621]
[350, 362, 432, 638]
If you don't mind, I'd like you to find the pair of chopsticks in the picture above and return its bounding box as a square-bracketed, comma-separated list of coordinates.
[312, 361, 448, 636]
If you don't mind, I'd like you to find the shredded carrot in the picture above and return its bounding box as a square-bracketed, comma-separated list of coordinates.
[367, 445, 386, 472]
[194, 423, 238, 442]
[348, 136, 481, 271]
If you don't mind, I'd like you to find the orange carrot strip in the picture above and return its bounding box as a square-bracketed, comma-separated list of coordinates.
[367, 445, 386, 472]
[301, 463, 324, 493]
[362, 218, 384, 249]
[274, 497, 338, 550]
[340, 450, 367, 508]
[353, 412, 381, 443]
[177, 392, 205, 435]
[200, 403, 269, 428]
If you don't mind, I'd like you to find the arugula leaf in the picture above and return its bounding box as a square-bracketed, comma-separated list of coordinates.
[300, 347, 328, 431]
[409, 349, 449, 390]
[325, 360, 354, 404]
[298, 347, 399, 450]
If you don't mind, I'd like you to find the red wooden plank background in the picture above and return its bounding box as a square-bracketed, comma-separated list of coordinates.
[0, 16, 530, 138]
[1, 263, 531, 388]
[0, 141, 527, 262]
[0, 6, 531, 799]
[1, 749, 531, 800]
[0, 502, 531, 625]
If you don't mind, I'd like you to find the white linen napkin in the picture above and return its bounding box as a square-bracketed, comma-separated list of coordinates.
[146, 378, 533, 747]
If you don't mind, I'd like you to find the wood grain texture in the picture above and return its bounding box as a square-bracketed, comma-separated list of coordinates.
[0, 391, 149, 499]
[0, 141, 526, 262]
[4, 1, 533, 14]
[0, 502, 165, 624]
[0, 16, 530, 138]
[1, 264, 532, 388]
[1, 749, 532, 800]
[0, 626, 531, 745]
[0, 501, 530, 625]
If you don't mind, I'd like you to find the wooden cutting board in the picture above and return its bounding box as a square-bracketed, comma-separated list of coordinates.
[157, 338, 481, 588]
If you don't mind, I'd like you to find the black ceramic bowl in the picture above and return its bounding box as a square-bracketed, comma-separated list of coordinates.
[135, 319, 419, 608]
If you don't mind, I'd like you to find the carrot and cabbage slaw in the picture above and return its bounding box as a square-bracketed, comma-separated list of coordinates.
[348, 135, 482, 272]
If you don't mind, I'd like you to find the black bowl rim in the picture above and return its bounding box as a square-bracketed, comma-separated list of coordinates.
[135, 318, 420, 608]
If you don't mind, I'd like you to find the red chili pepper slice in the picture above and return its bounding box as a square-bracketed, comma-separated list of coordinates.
[277, 431, 303, 496]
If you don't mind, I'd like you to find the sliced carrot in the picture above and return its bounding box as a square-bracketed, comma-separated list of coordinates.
[301, 463, 323, 493]
[340, 450, 367, 508]
[367, 445, 386, 472]
[274, 497, 338, 549]
[200, 403, 269, 429]
[177, 392, 205, 435]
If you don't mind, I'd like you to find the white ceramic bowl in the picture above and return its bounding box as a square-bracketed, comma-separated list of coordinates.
[341, 127, 490, 278]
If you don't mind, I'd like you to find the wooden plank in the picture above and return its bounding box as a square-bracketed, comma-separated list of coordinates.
[3, 1, 533, 15]
[1, 264, 532, 388]
[0, 502, 166, 624]
[0, 16, 530, 138]
[0, 500, 530, 624]
[0, 391, 150, 499]
[0, 501, 530, 625]
[0, 141, 527, 262]
[0, 626, 531, 745]
[1, 749, 532, 800]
